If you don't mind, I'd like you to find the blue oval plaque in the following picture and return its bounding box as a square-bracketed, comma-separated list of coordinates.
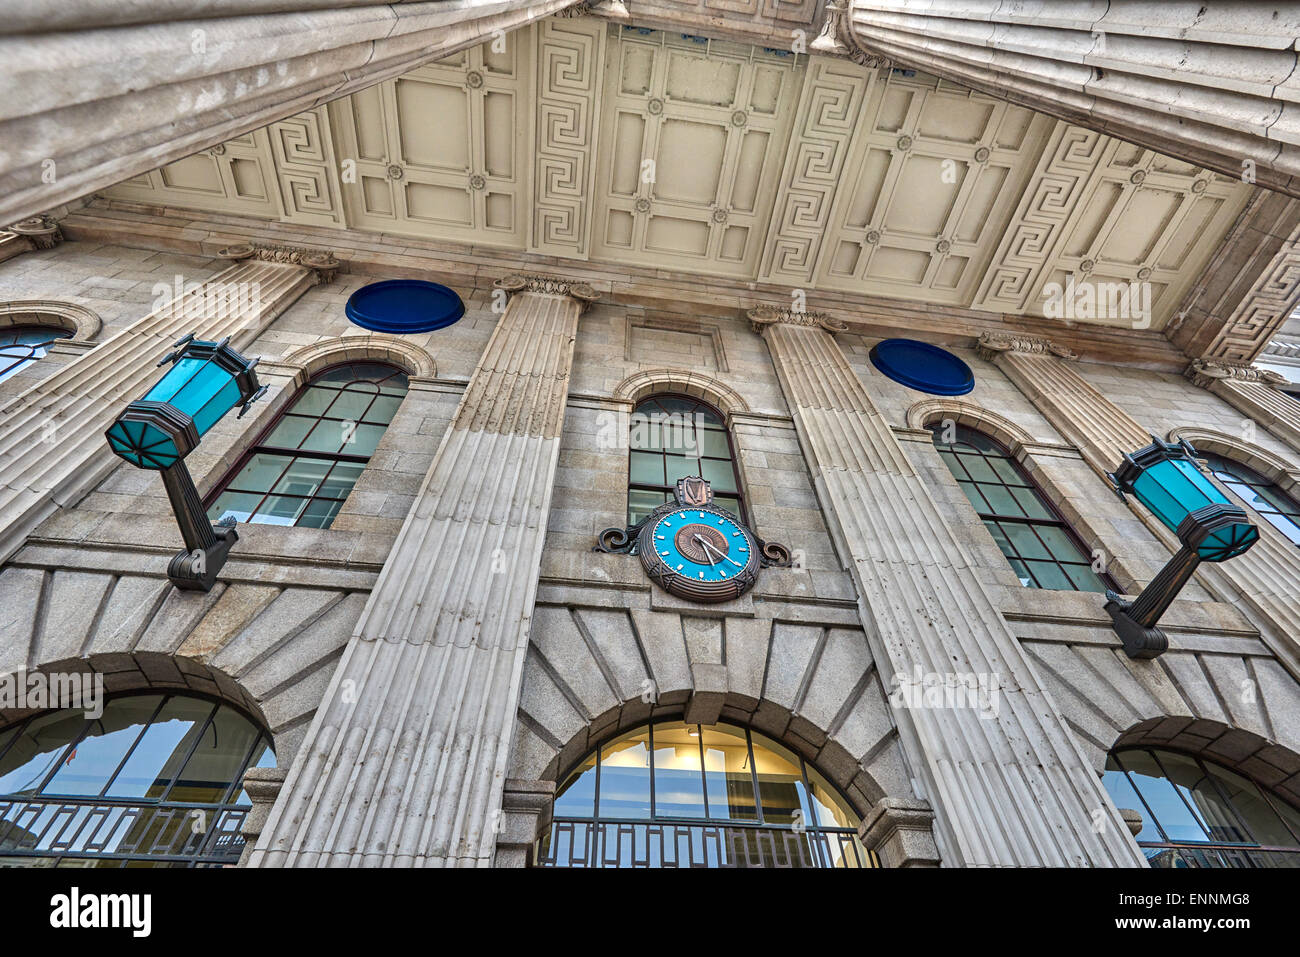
[868, 338, 975, 396]
[345, 280, 465, 334]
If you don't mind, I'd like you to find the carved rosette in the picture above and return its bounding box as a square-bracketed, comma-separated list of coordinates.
[216, 242, 340, 284]
[975, 331, 1078, 362]
[6, 214, 63, 250]
[494, 273, 600, 313]
[1186, 357, 1288, 389]
[746, 306, 848, 335]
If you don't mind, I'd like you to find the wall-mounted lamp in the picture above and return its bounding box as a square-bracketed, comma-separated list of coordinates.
[1106, 436, 1258, 659]
[105, 334, 266, 591]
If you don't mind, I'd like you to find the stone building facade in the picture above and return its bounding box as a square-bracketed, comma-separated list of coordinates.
[3, 4, 1300, 869]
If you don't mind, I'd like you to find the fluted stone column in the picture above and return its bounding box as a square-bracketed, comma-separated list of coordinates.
[980, 332, 1300, 673]
[0, 244, 335, 564]
[247, 273, 597, 868]
[0, 0, 581, 224]
[824, 1, 1300, 198]
[1188, 359, 1300, 453]
[752, 308, 1145, 867]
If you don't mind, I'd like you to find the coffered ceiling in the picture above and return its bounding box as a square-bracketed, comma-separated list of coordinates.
[102, 17, 1254, 332]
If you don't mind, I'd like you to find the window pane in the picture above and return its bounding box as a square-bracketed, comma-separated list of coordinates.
[629, 451, 664, 486]
[651, 722, 706, 819]
[958, 455, 999, 483]
[104, 696, 216, 799]
[1010, 486, 1054, 520]
[750, 736, 812, 827]
[1103, 760, 1160, 843]
[1001, 523, 1052, 560]
[628, 489, 668, 525]
[662, 453, 697, 486]
[44, 696, 165, 797]
[700, 458, 737, 493]
[252, 494, 308, 526]
[297, 497, 344, 530]
[1118, 750, 1211, 843]
[598, 730, 651, 820]
[979, 483, 1022, 517]
[554, 751, 598, 817]
[224, 452, 292, 495]
[262, 415, 315, 450]
[271, 457, 334, 498]
[1063, 563, 1108, 593]
[697, 429, 730, 459]
[326, 386, 381, 422]
[700, 725, 757, 822]
[806, 763, 856, 829]
[1023, 560, 1073, 591]
[170, 707, 261, 804]
[363, 394, 403, 425]
[207, 490, 264, 525]
[0, 710, 95, 795]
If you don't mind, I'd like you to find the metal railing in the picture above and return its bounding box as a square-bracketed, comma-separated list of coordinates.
[0, 796, 248, 867]
[535, 818, 874, 868]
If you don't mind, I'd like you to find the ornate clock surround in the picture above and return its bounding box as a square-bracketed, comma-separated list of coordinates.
[597, 476, 791, 604]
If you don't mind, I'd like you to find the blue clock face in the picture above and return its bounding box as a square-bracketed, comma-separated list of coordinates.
[640, 506, 758, 599]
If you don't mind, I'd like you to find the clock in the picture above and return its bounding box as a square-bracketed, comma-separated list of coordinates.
[596, 476, 790, 604]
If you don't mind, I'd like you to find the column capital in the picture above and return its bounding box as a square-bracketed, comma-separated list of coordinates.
[857, 797, 941, 868]
[494, 272, 601, 313]
[5, 214, 63, 249]
[746, 305, 847, 335]
[216, 241, 341, 284]
[976, 331, 1078, 362]
[809, 1, 891, 68]
[1186, 357, 1289, 389]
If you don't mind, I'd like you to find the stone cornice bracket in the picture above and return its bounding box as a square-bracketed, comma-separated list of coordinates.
[216, 241, 341, 284]
[1186, 357, 1288, 390]
[809, 1, 891, 69]
[5, 214, 63, 249]
[494, 273, 600, 314]
[857, 797, 940, 868]
[975, 331, 1078, 362]
[747, 305, 848, 335]
[554, 0, 629, 19]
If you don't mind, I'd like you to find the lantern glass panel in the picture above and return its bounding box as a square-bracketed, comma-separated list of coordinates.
[147, 356, 241, 440]
[1130, 459, 1227, 533]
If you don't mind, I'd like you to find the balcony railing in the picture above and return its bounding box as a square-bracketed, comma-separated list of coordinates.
[0, 796, 248, 867]
[535, 818, 874, 868]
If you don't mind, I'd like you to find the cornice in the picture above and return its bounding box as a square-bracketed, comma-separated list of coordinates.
[59, 200, 1198, 372]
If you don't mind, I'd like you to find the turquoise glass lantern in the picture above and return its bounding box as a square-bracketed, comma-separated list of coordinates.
[1109, 437, 1258, 562]
[106, 335, 265, 470]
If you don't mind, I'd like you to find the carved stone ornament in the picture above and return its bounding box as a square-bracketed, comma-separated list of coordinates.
[6, 214, 63, 249]
[810, 0, 892, 69]
[976, 331, 1078, 362]
[215, 242, 340, 283]
[493, 273, 601, 312]
[1186, 357, 1288, 389]
[747, 306, 848, 334]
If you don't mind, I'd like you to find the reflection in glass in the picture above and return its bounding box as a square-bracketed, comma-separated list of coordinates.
[536, 721, 873, 868]
[1103, 747, 1300, 868]
[0, 693, 275, 867]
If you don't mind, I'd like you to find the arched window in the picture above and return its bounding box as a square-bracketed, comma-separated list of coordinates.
[0, 692, 275, 867]
[628, 394, 744, 526]
[0, 325, 72, 383]
[1103, 747, 1300, 868]
[206, 361, 408, 529]
[931, 424, 1112, 592]
[1200, 452, 1300, 547]
[535, 721, 873, 868]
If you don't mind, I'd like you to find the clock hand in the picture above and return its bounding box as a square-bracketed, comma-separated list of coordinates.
[692, 534, 718, 565]
[695, 535, 744, 569]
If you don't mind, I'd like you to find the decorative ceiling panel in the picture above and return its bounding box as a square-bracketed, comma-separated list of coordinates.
[100, 17, 1255, 331]
[588, 28, 803, 277]
[328, 40, 532, 248]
